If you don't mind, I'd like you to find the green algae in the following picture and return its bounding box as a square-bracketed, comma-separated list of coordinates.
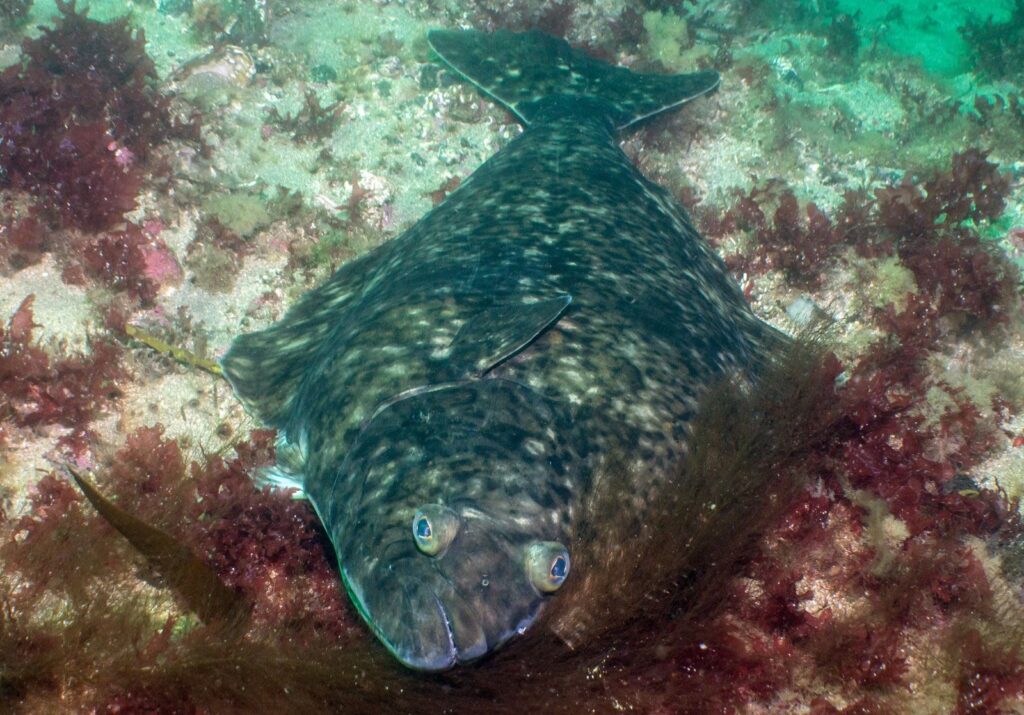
[202, 193, 273, 239]
[640, 9, 716, 73]
[185, 243, 240, 293]
[849, 255, 919, 313]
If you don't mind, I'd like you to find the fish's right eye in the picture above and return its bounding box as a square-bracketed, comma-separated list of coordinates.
[412, 504, 459, 556]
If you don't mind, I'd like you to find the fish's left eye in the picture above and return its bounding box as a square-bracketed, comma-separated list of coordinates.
[525, 541, 570, 593]
[412, 504, 459, 556]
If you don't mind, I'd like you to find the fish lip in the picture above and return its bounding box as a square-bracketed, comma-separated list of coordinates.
[433, 594, 459, 664]
[342, 552, 485, 672]
[391, 594, 456, 671]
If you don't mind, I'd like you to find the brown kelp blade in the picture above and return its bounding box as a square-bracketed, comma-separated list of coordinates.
[66, 466, 249, 625]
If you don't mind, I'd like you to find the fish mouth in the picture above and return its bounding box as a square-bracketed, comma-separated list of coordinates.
[421, 595, 459, 671]
[342, 561, 489, 672]
[405, 593, 490, 671]
[394, 581, 490, 671]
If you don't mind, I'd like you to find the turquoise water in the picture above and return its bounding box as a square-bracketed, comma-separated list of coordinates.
[837, 0, 1015, 75]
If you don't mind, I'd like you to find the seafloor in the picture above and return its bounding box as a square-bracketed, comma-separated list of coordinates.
[1, 0, 1023, 712]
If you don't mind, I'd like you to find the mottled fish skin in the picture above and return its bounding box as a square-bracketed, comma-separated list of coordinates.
[221, 29, 780, 671]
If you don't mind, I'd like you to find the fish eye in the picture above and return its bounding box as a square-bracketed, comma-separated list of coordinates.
[411, 504, 460, 556]
[525, 541, 570, 593]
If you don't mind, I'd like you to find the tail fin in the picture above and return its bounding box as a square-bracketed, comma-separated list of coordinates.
[428, 29, 719, 131]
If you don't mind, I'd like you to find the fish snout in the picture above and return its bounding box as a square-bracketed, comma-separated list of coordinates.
[338, 507, 568, 671]
[342, 553, 488, 671]
[401, 578, 490, 671]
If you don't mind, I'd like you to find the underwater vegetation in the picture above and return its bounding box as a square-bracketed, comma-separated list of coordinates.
[264, 90, 345, 144]
[0, 0, 1022, 712]
[0, 0, 199, 321]
[702, 149, 1017, 324]
[959, 0, 1024, 82]
[0, 297, 123, 453]
[0, 0, 32, 29]
[0, 0, 194, 234]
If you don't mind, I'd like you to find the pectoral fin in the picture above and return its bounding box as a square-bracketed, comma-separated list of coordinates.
[448, 295, 571, 377]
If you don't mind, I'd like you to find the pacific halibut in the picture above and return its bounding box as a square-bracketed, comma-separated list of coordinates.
[221, 29, 780, 671]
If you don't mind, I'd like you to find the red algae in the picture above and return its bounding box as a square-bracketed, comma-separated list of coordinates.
[0, 296, 123, 444]
[899, 233, 1014, 328]
[454, 0, 580, 36]
[703, 151, 1019, 330]
[0, 427, 367, 713]
[5, 471, 93, 600]
[711, 181, 847, 288]
[645, 144, 1023, 711]
[0, 0, 194, 233]
[104, 425, 190, 524]
[954, 627, 1024, 714]
[188, 431, 352, 638]
[728, 314, 1021, 711]
[79, 223, 183, 306]
[0, 213, 48, 270]
[80, 426, 353, 640]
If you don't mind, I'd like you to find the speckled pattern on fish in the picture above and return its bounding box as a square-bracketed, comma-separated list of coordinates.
[221, 28, 781, 672]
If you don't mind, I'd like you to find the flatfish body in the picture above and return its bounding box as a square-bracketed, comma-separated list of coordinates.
[221, 29, 778, 671]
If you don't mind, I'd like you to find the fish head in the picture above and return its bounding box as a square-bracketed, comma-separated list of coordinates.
[325, 379, 578, 671]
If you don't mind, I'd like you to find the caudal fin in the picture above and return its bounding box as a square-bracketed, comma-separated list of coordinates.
[428, 28, 719, 131]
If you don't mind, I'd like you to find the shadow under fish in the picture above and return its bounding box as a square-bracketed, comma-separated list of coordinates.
[218, 28, 788, 672]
